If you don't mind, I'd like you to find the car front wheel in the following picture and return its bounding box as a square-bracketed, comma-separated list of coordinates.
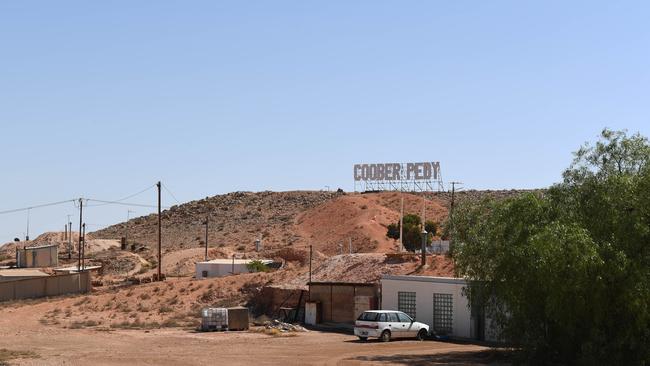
[380, 330, 391, 342]
[416, 329, 427, 341]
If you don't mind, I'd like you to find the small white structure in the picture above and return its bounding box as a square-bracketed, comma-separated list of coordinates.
[381, 275, 499, 342]
[195, 258, 273, 279]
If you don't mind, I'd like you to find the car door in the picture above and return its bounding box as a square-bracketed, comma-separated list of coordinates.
[398, 312, 417, 337]
[387, 312, 406, 338]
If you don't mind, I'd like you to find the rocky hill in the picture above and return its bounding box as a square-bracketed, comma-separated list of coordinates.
[91, 189, 535, 259]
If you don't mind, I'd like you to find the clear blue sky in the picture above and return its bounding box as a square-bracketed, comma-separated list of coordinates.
[1, 1, 649, 241]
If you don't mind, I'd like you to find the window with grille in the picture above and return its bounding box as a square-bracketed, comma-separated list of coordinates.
[398, 292, 416, 319]
[433, 293, 453, 334]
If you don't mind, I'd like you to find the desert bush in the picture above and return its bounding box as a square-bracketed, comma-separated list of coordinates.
[158, 305, 173, 314]
[246, 260, 269, 273]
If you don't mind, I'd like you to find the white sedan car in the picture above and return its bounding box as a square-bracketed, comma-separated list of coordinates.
[354, 310, 429, 342]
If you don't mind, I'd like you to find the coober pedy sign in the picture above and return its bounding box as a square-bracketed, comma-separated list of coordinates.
[353, 162, 443, 192]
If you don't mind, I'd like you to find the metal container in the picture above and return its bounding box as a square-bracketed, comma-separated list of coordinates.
[227, 306, 249, 331]
[201, 307, 228, 331]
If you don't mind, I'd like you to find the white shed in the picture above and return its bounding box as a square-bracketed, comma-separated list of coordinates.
[195, 259, 273, 279]
[381, 275, 499, 342]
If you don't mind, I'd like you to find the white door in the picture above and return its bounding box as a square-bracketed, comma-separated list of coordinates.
[386, 312, 407, 338]
[398, 312, 417, 337]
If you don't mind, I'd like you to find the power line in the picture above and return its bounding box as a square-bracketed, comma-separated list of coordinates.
[85, 198, 168, 209]
[161, 183, 181, 205]
[0, 199, 76, 215]
[84, 184, 156, 207]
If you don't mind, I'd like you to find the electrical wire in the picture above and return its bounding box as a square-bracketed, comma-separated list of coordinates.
[161, 183, 181, 205]
[84, 184, 156, 207]
[0, 199, 77, 215]
[85, 198, 169, 209]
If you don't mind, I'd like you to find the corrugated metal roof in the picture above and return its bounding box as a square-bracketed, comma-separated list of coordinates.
[23, 243, 59, 250]
[197, 259, 273, 265]
[381, 274, 467, 284]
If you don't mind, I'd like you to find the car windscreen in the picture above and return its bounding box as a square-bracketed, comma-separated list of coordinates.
[357, 312, 380, 321]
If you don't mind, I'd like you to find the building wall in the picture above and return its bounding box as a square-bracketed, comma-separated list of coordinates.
[0, 272, 91, 302]
[309, 283, 379, 324]
[381, 277, 473, 339]
[195, 262, 250, 278]
[17, 246, 58, 268]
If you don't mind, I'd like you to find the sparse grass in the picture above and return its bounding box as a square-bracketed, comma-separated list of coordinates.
[116, 302, 131, 313]
[158, 305, 173, 314]
[68, 320, 99, 329]
[138, 293, 151, 300]
[199, 289, 214, 302]
[73, 297, 90, 306]
[110, 318, 160, 330]
[0, 348, 39, 364]
[161, 318, 180, 328]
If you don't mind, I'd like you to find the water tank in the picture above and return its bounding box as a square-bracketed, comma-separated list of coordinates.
[201, 307, 228, 331]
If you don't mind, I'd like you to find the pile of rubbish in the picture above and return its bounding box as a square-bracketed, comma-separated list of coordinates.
[264, 319, 308, 332]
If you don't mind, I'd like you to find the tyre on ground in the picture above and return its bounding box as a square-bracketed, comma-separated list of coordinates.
[380, 330, 391, 342]
[416, 329, 427, 341]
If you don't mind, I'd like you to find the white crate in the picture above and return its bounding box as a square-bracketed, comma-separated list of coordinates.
[201, 307, 228, 331]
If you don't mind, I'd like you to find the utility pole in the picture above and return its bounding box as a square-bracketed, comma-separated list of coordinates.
[125, 210, 134, 250]
[204, 215, 209, 261]
[349, 237, 352, 254]
[421, 195, 427, 267]
[399, 196, 404, 252]
[78, 199, 83, 271]
[64, 224, 67, 241]
[68, 218, 72, 260]
[81, 223, 86, 270]
[449, 182, 463, 252]
[26, 208, 30, 241]
[157, 181, 162, 281]
[309, 244, 313, 300]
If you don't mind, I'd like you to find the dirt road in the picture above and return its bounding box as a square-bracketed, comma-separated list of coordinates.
[0, 298, 495, 366]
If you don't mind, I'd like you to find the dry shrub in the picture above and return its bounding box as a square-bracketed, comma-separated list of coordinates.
[158, 305, 173, 314]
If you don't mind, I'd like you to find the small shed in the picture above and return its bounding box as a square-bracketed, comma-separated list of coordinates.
[16, 244, 58, 268]
[195, 259, 273, 279]
[308, 282, 379, 324]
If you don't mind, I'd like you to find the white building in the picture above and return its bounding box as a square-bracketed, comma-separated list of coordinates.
[195, 259, 274, 279]
[381, 275, 499, 342]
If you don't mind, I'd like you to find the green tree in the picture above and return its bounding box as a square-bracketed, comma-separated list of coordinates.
[452, 129, 650, 365]
[246, 260, 269, 273]
[386, 214, 438, 252]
